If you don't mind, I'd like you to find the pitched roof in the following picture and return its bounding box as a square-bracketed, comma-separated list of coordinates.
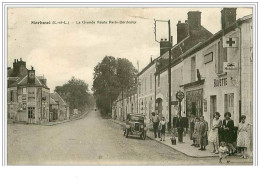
[50, 97, 58, 105]
[156, 14, 253, 75]
[50, 92, 67, 106]
[156, 25, 213, 74]
[8, 75, 49, 89]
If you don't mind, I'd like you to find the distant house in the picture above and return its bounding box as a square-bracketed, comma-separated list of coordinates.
[50, 92, 70, 121]
[49, 97, 58, 121]
[7, 58, 50, 124]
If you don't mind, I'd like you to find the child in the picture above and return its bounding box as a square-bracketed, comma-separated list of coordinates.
[159, 117, 166, 141]
[219, 141, 230, 163]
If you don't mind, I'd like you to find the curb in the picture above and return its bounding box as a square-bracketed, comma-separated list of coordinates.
[145, 134, 218, 158]
[43, 110, 91, 126]
[110, 119, 218, 158]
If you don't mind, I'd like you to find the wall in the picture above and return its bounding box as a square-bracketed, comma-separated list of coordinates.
[138, 62, 156, 122]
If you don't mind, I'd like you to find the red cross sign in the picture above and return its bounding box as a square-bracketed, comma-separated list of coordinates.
[223, 37, 238, 48]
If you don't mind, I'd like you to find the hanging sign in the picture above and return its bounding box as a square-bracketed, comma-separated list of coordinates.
[176, 91, 185, 101]
[223, 37, 238, 48]
[224, 62, 238, 71]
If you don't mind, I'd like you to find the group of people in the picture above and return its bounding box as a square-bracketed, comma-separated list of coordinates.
[151, 112, 166, 142]
[189, 115, 208, 151]
[151, 111, 251, 163]
[207, 112, 251, 162]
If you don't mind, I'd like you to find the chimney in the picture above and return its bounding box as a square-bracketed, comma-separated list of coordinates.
[221, 8, 237, 30]
[177, 20, 189, 43]
[160, 39, 172, 56]
[150, 56, 153, 63]
[187, 11, 201, 30]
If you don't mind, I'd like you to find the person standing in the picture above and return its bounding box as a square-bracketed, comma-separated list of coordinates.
[208, 112, 222, 154]
[237, 115, 250, 159]
[151, 112, 160, 138]
[175, 114, 184, 143]
[193, 117, 200, 147]
[198, 116, 208, 151]
[222, 112, 236, 154]
[159, 117, 166, 141]
[189, 113, 196, 146]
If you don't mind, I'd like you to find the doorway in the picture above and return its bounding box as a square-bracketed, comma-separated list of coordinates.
[28, 107, 35, 124]
[210, 95, 217, 125]
[156, 98, 163, 117]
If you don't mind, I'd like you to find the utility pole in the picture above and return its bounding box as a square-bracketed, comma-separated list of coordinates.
[168, 20, 172, 130]
[154, 19, 172, 130]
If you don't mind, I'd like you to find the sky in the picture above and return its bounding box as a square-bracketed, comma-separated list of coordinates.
[7, 7, 252, 92]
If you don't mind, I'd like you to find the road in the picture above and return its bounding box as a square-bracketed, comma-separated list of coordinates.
[7, 110, 253, 165]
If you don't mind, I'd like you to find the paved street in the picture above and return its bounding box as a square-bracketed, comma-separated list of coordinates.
[8, 110, 252, 165]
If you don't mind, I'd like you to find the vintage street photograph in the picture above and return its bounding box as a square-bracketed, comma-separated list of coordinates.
[6, 6, 254, 165]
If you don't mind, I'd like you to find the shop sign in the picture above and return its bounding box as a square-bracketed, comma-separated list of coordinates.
[171, 101, 178, 105]
[204, 52, 213, 64]
[22, 102, 27, 110]
[27, 102, 36, 107]
[214, 77, 227, 87]
[224, 62, 238, 71]
[22, 94, 26, 101]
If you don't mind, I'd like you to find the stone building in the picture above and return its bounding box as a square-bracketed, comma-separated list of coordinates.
[7, 58, 50, 124]
[50, 92, 70, 121]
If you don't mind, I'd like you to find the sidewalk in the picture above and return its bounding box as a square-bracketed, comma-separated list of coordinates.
[111, 119, 218, 158]
[44, 109, 91, 126]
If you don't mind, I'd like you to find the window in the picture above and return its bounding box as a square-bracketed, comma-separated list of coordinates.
[158, 74, 160, 87]
[191, 56, 196, 82]
[10, 90, 14, 102]
[224, 93, 234, 118]
[150, 73, 153, 90]
[22, 87, 27, 94]
[28, 107, 35, 119]
[216, 40, 227, 74]
[144, 77, 147, 92]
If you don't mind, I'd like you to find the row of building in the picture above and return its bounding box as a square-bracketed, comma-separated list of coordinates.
[7, 58, 70, 124]
[112, 8, 253, 128]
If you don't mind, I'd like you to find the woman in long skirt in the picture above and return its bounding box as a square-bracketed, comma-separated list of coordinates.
[222, 112, 236, 154]
[208, 112, 222, 154]
[237, 115, 250, 159]
[198, 116, 208, 151]
[193, 117, 200, 147]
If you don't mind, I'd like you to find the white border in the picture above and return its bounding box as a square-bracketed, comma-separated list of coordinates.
[1, 1, 259, 192]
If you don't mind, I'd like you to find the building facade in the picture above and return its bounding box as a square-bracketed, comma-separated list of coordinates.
[7, 59, 50, 124]
[156, 8, 253, 127]
[50, 92, 70, 121]
[112, 8, 253, 131]
[137, 59, 156, 123]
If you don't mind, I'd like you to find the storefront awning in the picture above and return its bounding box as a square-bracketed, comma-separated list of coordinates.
[180, 79, 205, 89]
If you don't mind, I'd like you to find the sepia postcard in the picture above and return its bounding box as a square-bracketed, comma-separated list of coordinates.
[3, 3, 256, 166]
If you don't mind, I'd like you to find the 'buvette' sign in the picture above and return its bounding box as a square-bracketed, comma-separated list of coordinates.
[214, 77, 227, 87]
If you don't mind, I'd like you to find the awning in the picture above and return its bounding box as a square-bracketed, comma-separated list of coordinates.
[180, 79, 205, 89]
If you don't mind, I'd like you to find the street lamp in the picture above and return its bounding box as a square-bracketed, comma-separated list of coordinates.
[154, 19, 173, 130]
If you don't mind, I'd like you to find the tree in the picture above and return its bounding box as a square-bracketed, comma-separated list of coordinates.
[54, 77, 94, 113]
[92, 56, 137, 116]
